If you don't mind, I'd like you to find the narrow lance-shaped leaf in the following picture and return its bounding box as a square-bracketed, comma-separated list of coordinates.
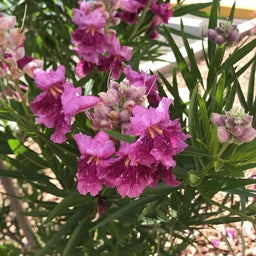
[207, 0, 220, 64]
[173, 2, 213, 17]
[161, 26, 195, 92]
[180, 19, 204, 87]
[213, 71, 225, 113]
[247, 55, 256, 109]
[219, 38, 256, 72]
[197, 94, 211, 142]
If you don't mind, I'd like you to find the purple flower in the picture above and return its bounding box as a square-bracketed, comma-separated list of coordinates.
[72, 6, 106, 30]
[98, 142, 154, 198]
[72, 29, 109, 65]
[129, 97, 173, 136]
[71, 1, 132, 79]
[107, 35, 132, 79]
[74, 131, 116, 196]
[124, 65, 160, 106]
[128, 98, 189, 169]
[30, 65, 100, 143]
[150, 3, 173, 24]
[119, 0, 144, 13]
[61, 84, 100, 115]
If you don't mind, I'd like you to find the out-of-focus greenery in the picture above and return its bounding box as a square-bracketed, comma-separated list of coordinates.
[0, 1, 256, 255]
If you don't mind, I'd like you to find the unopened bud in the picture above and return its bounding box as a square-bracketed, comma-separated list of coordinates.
[211, 113, 225, 126]
[0, 15, 16, 30]
[217, 126, 230, 143]
[98, 88, 119, 106]
[127, 86, 146, 100]
[237, 127, 256, 143]
[123, 99, 135, 110]
[119, 109, 130, 121]
[227, 30, 240, 43]
[207, 29, 218, 42]
[215, 35, 225, 45]
[231, 125, 244, 137]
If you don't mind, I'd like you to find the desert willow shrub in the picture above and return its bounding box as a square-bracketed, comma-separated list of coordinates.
[0, 0, 256, 255]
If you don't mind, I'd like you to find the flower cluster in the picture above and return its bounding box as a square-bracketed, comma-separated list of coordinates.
[30, 65, 100, 143]
[91, 65, 159, 132]
[207, 20, 240, 45]
[71, 0, 132, 79]
[75, 92, 189, 198]
[71, 0, 173, 79]
[117, 0, 173, 39]
[0, 14, 42, 79]
[211, 108, 256, 144]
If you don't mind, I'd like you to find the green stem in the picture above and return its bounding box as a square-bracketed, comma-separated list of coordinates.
[203, 142, 230, 175]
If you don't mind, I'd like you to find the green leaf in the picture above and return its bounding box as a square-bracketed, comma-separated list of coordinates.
[161, 26, 195, 92]
[228, 2, 236, 22]
[90, 194, 162, 231]
[219, 38, 256, 72]
[247, 55, 256, 108]
[213, 72, 225, 113]
[197, 95, 211, 142]
[209, 124, 219, 157]
[225, 164, 244, 178]
[173, 2, 213, 17]
[45, 191, 89, 224]
[207, 0, 220, 64]
[62, 217, 89, 256]
[245, 202, 256, 215]
[180, 20, 203, 86]
[225, 79, 237, 111]
[188, 85, 200, 147]
[37, 209, 87, 256]
[103, 129, 137, 144]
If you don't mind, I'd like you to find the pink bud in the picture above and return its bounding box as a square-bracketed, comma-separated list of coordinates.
[123, 99, 135, 109]
[98, 88, 119, 106]
[227, 30, 240, 43]
[217, 126, 230, 143]
[237, 127, 256, 143]
[231, 125, 244, 137]
[0, 15, 16, 30]
[119, 109, 130, 121]
[211, 113, 226, 126]
[127, 86, 146, 100]
[23, 59, 44, 78]
[207, 29, 218, 42]
[94, 105, 111, 118]
[215, 35, 225, 45]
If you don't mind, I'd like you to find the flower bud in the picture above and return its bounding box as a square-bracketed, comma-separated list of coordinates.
[211, 113, 225, 126]
[231, 125, 244, 137]
[227, 29, 240, 43]
[123, 99, 135, 110]
[119, 109, 130, 121]
[217, 126, 230, 143]
[98, 88, 119, 106]
[207, 29, 218, 42]
[237, 127, 256, 143]
[215, 35, 225, 45]
[0, 15, 16, 30]
[225, 117, 234, 129]
[94, 105, 111, 118]
[127, 86, 146, 100]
